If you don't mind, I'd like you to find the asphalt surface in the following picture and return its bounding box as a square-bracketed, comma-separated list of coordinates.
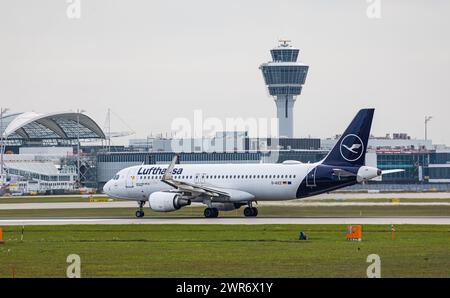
[0, 201, 449, 210]
[3, 192, 450, 200]
[0, 216, 449, 225]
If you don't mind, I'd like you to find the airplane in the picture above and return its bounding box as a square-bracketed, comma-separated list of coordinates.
[103, 108, 403, 218]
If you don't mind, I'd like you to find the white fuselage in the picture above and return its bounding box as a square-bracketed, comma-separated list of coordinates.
[104, 162, 319, 202]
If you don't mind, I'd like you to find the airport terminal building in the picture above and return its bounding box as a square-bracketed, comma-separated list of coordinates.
[1, 42, 450, 194]
[2, 113, 450, 194]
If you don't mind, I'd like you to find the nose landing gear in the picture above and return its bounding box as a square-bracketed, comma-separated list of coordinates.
[135, 201, 145, 218]
[243, 201, 258, 217]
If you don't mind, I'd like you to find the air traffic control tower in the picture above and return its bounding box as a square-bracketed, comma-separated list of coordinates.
[260, 40, 309, 138]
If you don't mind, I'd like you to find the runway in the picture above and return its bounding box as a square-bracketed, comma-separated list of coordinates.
[1, 201, 450, 210]
[4, 192, 450, 200]
[0, 216, 449, 225]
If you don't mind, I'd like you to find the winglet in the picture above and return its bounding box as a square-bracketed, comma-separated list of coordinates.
[162, 154, 179, 180]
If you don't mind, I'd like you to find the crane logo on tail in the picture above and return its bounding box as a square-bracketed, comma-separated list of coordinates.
[340, 134, 364, 162]
[342, 143, 362, 154]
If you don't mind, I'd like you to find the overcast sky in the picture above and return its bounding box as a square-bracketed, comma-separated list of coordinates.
[1, 0, 449, 145]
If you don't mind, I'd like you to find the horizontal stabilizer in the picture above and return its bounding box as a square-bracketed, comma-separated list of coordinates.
[381, 169, 405, 175]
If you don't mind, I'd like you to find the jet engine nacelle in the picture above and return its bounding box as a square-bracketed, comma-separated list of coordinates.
[357, 166, 382, 183]
[149, 191, 191, 212]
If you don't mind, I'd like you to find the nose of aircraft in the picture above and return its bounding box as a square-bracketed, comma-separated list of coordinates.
[103, 180, 112, 196]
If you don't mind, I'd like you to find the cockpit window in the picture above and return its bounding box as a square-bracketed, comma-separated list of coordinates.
[113, 175, 120, 180]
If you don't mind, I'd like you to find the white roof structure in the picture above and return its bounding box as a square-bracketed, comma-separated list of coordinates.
[0, 112, 105, 140]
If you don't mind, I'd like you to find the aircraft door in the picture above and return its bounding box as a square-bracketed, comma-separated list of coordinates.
[125, 168, 136, 188]
[306, 166, 317, 187]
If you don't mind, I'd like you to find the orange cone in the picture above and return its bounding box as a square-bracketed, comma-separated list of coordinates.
[0, 227, 4, 244]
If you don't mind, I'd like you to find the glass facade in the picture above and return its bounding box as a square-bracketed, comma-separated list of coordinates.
[7, 167, 74, 182]
[9, 121, 61, 139]
[376, 152, 430, 182]
[53, 117, 100, 139]
[268, 86, 302, 96]
[244, 138, 321, 151]
[97, 152, 262, 164]
[1, 113, 104, 141]
[430, 152, 450, 164]
[429, 167, 450, 179]
[270, 49, 299, 62]
[261, 65, 309, 89]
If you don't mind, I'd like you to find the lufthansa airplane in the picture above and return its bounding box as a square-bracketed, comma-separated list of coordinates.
[103, 109, 402, 218]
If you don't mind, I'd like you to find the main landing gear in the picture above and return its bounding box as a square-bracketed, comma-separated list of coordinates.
[135, 201, 145, 218]
[244, 202, 258, 217]
[204, 207, 219, 218]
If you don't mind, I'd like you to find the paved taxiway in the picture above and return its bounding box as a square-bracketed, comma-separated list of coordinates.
[6, 192, 450, 200]
[1, 201, 449, 210]
[0, 216, 449, 226]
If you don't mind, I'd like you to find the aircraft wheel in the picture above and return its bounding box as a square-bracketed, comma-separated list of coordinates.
[204, 208, 219, 218]
[244, 207, 258, 217]
[135, 210, 144, 218]
[244, 207, 254, 217]
[212, 208, 219, 218]
[204, 208, 213, 218]
[252, 207, 258, 217]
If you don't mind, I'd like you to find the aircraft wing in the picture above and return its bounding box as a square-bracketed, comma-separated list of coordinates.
[161, 155, 230, 199]
[162, 178, 230, 198]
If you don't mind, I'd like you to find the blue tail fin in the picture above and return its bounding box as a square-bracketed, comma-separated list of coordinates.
[322, 108, 374, 167]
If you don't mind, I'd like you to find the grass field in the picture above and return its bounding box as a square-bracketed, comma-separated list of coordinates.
[0, 205, 450, 218]
[0, 224, 449, 278]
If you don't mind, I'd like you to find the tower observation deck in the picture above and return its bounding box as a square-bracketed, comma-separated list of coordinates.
[259, 40, 309, 138]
